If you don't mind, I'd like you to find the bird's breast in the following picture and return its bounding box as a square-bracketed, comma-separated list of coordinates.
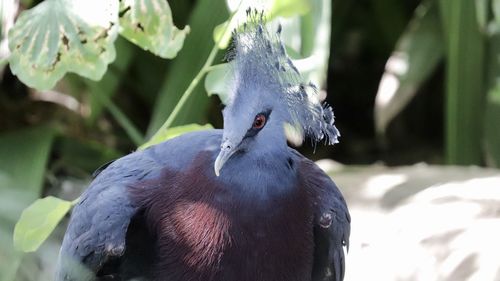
[132, 152, 315, 281]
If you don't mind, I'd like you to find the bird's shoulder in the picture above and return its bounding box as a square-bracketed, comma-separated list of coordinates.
[95, 129, 222, 180]
[71, 129, 224, 235]
[57, 130, 223, 280]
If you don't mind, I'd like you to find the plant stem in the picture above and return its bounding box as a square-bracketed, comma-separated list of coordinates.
[94, 93, 144, 146]
[154, 45, 219, 134]
[147, 1, 244, 143]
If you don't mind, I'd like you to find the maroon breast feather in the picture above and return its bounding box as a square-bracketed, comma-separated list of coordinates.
[130, 151, 316, 281]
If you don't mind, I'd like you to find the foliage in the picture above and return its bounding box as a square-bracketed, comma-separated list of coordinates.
[374, 1, 443, 135]
[205, 63, 231, 104]
[0, 126, 55, 281]
[441, 0, 485, 165]
[140, 123, 213, 149]
[206, 0, 332, 105]
[146, 0, 229, 134]
[484, 35, 500, 166]
[2, 1, 324, 280]
[14, 196, 74, 252]
[374, 0, 500, 166]
[118, 0, 190, 58]
[7, 0, 188, 90]
[2, 0, 500, 280]
[212, 0, 310, 49]
[8, 0, 119, 90]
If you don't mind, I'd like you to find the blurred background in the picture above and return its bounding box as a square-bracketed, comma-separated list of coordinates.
[1, 0, 499, 280]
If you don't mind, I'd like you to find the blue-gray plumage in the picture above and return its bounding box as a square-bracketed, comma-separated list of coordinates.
[56, 10, 350, 281]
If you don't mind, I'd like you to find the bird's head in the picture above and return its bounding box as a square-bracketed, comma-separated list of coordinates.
[214, 10, 340, 176]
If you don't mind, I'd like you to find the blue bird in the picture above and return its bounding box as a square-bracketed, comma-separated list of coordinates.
[56, 11, 350, 281]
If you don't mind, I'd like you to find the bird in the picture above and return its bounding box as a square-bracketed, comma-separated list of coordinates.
[56, 10, 350, 281]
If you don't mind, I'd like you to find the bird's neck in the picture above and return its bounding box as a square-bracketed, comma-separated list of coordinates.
[220, 142, 296, 201]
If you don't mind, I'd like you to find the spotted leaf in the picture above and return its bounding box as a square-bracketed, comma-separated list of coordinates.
[8, 0, 119, 90]
[119, 0, 189, 59]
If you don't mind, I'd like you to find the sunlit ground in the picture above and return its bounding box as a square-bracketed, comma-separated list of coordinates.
[5, 163, 500, 280]
[319, 162, 500, 281]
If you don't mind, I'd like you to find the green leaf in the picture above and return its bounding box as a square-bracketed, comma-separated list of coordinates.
[13, 196, 73, 252]
[93, 92, 145, 146]
[56, 136, 122, 173]
[206, 0, 332, 105]
[493, 0, 500, 26]
[475, 0, 489, 31]
[293, 0, 331, 86]
[87, 36, 135, 123]
[0, 0, 18, 72]
[440, 0, 485, 165]
[370, 0, 407, 46]
[374, 2, 444, 135]
[213, 0, 310, 49]
[0, 126, 56, 192]
[268, 0, 310, 18]
[8, 0, 119, 90]
[485, 85, 500, 166]
[147, 0, 229, 135]
[0, 126, 56, 280]
[484, 34, 500, 167]
[118, 0, 190, 59]
[205, 63, 231, 104]
[140, 123, 213, 150]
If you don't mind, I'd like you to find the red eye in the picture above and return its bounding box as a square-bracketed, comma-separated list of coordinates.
[253, 114, 266, 129]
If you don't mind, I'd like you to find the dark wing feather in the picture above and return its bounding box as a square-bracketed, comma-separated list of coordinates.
[55, 130, 223, 281]
[55, 153, 159, 281]
[296, 154, 351, 281]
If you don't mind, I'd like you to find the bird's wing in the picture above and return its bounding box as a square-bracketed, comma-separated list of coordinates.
[55, 152, 159, 281]
[55, 130, 223, 281]
[297, 155, 351, 281]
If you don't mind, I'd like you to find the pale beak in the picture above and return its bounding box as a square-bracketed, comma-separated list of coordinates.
[214, 140, 237, 177]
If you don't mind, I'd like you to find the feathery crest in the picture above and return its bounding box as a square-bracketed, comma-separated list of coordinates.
[228, 9, 339, 145]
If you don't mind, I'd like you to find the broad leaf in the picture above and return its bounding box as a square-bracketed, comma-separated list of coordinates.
[140, 123, 213, 150]
[484, 35, 500, 167]
[205, 0, 332, 105]
[0, 126, 56, 192]
[494, 0, 500, 26]
[87, 37, 135, 123]
[213, 0, 310, 49]
[440, 0, 485, 165]
[119, 0, 190, 59]
[292, 0, 331, 86]
[375, 2, 443, 135]
[205, 63, 231, 104]
[485, 85, 500, 167]
[0, 126, 55, 280]
[8, 0, 119, 90]
[0, 0, 18, 73]
[147, 0, 228, 135]
[13, 196, 73, 252]
[475, 0, 489, 31]
[370, 0, 407, 46]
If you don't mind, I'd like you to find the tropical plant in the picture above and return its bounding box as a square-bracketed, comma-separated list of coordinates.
[0, 0, 331, 279]
[374, 0, 500, 166]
